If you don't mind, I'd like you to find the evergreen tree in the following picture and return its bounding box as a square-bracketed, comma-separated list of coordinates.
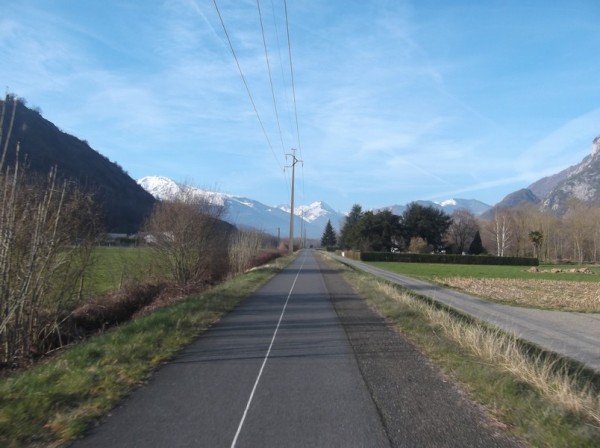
[401, 202, 451, 250]
[321, 219, 337, 247]
[358, 210, 401, 252]
[468, 230, 485, 254]
[339, 204, 363, 249]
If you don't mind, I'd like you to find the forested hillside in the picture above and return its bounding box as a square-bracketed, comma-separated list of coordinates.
[0, 96, 155, 232]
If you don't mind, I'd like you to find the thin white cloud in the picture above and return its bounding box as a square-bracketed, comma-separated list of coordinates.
[2, 1, 599, 212]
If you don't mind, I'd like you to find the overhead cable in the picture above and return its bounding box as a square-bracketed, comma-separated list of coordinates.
[256, 0, 286, 156]
[283, 0, 305, 201]
[212, 0, 282, 170]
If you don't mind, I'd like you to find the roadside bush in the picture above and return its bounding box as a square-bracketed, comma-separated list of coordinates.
[251, 249, 284, 268]
[229, 229, 264, 275]
[69, 283, 165, 333]
[142, 187, 233, 287]
[408, 236, 430, 254]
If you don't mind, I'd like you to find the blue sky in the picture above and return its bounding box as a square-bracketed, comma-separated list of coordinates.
[2, 0, 599, 213]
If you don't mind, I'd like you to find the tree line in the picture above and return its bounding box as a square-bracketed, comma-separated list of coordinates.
[322, 200, 600, 263]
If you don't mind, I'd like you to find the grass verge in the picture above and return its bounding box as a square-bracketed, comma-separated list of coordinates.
[0, 255, 293, 447]
[324, 255, 600, 447]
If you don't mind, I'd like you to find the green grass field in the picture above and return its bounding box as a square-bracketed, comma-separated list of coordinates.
[83, 246, 154, 297]
[368, 261, 600, 282]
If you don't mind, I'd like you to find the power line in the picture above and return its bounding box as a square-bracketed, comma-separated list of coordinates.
[283, 0, 302, 162]
[213, 0, 300, 211]
[256, 0, 286, 156]
[212, 0, 282, 170]
[283, 0, 305, 202]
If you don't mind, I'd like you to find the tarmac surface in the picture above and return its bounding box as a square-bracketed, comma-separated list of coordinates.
[71, 250, 521, 447]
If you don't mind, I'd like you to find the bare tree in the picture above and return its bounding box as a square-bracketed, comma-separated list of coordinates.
[563, 200, 593, 263]
[1, 96, 98, 364]
[446, 209, 478, 254]
[590, 207, 600, 262]
[228, 229, 264, 276]
[143, 186, 230, 287]
[488, 210, 514, 257]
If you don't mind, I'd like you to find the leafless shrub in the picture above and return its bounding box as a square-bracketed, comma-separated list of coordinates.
[142, 185, 231, 287]
[70, 282, 165, 332]
[251, 249, 283, 268]
[228, 229, 264, 275]
[0, 96, 98, 365]
[408, 236, 429, 254]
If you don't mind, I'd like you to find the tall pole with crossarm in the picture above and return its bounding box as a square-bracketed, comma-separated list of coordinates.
[287, 149, 301, 255]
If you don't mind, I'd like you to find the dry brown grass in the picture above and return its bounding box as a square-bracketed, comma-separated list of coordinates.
[375, 281, 600, 426]
[435, 277, 600, 312]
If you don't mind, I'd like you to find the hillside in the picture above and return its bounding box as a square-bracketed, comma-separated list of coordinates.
[485, 136, 600, 217]
[541, 137, 600, 213]
[0, 98, 156, 233]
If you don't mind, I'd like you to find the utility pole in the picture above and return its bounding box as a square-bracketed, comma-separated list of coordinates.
[300, 210, 304, 249]
[286, 148, 302, 255]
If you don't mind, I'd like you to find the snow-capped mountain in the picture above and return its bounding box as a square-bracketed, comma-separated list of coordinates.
[137, 176, 229, 206]
[137, 176, 180, 200]
[377, 199, 491, 216]
[278, 201, 346, 231]
[137, 176, 337, 239]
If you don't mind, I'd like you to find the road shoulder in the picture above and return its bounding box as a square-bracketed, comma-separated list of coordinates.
[316, 254, 523, 448]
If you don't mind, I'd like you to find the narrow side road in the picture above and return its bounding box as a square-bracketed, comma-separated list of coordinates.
[329, 254, 600, 372]
[71, 250, 520, 447]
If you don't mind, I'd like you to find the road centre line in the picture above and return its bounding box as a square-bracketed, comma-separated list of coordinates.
[230, 251, 308, 448]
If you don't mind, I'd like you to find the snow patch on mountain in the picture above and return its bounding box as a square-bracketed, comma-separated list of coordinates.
[137, 176, 180, 200]
[278, 201, 339, 223]
[436, 199, 457, 207]
[137, 176, 341, 239]
[137, 176, 230, 206]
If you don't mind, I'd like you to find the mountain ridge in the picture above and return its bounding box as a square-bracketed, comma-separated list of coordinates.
[485, 136, 600, 217]
[138, 176, 492, 239]
[0, 98, 156, 233]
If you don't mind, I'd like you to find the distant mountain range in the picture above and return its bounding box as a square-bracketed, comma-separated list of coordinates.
[484, 136, 600, 217]
[138, 176, 344, 239]
[138, 176, 492, 239]
[376, 198, 491, 217]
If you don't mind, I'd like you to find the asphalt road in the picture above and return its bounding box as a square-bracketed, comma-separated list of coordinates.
[330, 253, 600, 372]
[71, 250, 520, 447]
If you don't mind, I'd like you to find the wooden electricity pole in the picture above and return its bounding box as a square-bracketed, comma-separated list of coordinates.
[286, 148, 301, 255]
